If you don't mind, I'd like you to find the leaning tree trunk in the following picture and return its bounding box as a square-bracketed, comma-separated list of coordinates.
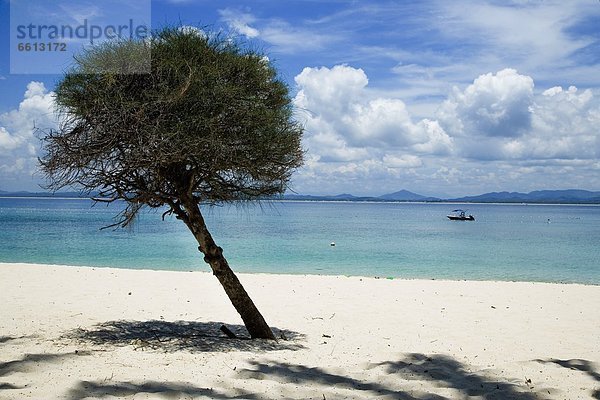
[178, 198, 276, 340]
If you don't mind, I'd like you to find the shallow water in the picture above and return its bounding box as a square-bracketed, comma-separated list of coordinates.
[0, 198, 598, 283]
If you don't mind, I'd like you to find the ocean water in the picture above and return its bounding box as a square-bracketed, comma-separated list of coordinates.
[0, 197, 598, 284]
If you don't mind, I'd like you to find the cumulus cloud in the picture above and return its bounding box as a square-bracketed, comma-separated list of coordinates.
[526, 85, 599, 160]
[438, 68, 534, 138]
[290, 64, 456, 194]
[412, 119, 454, 154]
[290, 65, 599, 195]
[435, 69, 600, 162]
[295, 65, 368, 118]
[1, 69, 597, 195]
[294, 65, 454, 155]
[0, 127, 21, 151]
[0, 82, 57, 190]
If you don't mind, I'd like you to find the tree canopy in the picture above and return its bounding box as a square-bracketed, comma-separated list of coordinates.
[40, 28, 304, 339]
[42, 28, 304, 225]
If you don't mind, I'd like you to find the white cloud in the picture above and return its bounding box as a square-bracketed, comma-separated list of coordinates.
[435, 69, 600, 162]
[438, 68, 534, 138]
[218, 8, 260, 38]
[349, 98, 415, 146]
[0, 82, 57, 190]
[0, 127, 21, 152]
[259, 20, 334, 53]
[24, 81, 48, 99]
[1, 65, 597, 196]
[382, 154, 422, 169]
[0, 82, 55, 154]
[302, 1, 600, 108]
[412, 119, 454, 154]
[438, 0, 597, 74]
[218, 8, 337, 53]
[527, 85, 600, 160]
[294, 65, 454, 155]
[57, 3, 103, 25]
[291, 65, 456, 195]
[290, 65, 599, 196]
[295, 64, 368, 118]
[178, 25, 207, 38]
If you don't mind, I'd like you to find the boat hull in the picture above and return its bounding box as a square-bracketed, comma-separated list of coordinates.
[447, 215, 475, 221]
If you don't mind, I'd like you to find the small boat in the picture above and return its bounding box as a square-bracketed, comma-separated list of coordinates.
[447, 209, 475, 221]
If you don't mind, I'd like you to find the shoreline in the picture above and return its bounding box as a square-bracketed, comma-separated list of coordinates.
[1, 262, 599, 399]
[3, 196, 600, 206]
[1, 261, 598, 287]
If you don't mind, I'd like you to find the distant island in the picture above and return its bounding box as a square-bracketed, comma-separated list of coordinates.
[282, 189, 440, 202]
[2, 188, 600, 204]
[0, 190, 85, 198]
[281, 189, 600, 204]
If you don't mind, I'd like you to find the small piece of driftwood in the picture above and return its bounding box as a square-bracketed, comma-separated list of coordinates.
[220, 325, 237, 339]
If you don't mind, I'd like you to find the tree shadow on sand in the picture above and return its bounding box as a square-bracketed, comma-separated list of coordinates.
[62, 320, 304, 353]
[373, 353, 545, 399]
[239, 353, 549, 399]
[0, 335, 33, 345]
[66, 380, 258, 400]
[0, 352, 86, 391]
[65, 353, 548, 400]
[535, 358, 600, 399]
[0, 336, 15, 345]
[0, 353, 77, 378]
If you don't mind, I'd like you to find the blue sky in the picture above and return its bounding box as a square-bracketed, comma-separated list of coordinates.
[0, 0, 599, 196]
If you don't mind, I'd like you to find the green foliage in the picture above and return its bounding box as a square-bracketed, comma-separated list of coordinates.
[42, 28, 304, 224]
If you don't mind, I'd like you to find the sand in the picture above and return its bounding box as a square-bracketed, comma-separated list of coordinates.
[1, 262, 599, 399]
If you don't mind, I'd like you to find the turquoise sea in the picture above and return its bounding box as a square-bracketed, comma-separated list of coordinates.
[0, 197, 598, 284]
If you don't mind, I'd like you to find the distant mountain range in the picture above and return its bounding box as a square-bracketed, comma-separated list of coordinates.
[447, 190, 600, 204]
[2, 189, 600, 204]
[378, 189, 440, 202]
[282, 189, 600, 204]
[0, 190, 84, 198]
[283, 190, 440, 202]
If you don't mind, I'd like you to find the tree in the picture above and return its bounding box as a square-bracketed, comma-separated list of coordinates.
[40, 28, 304, 339]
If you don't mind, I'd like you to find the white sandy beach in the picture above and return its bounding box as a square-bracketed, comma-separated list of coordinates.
[1, 262, 599, 399]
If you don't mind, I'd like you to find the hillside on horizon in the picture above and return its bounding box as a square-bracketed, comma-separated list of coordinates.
[2, 188, 600, 204]
[284, 189, 600, 204]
